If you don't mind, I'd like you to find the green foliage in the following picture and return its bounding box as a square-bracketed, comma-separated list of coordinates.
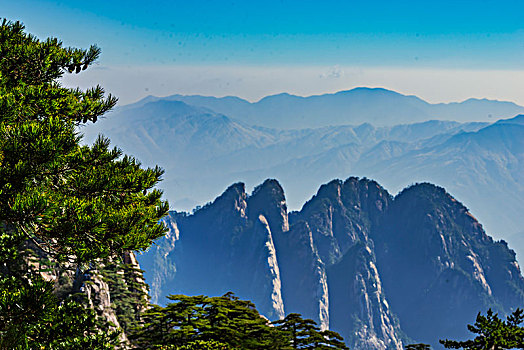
[0, 19, 168, 348]
[28, 297, 120, 349]
[99, 255, 150, 333]
[272, 313, 349, 349]
[0, 272, 119, 349]
[131, 293, 284, 349]
[131, 293, 349, 349]
[440, 308, 524, 349]
[0, 16, 168, 266]
[136, 340, 231, 350]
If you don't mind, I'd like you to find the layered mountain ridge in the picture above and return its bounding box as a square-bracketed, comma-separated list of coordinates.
[80, 92, 524, 261]
[139, 177, 524, 349]
[125, 87, 524, 129]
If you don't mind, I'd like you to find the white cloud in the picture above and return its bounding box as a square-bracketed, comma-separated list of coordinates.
[320, 65, 344, 79]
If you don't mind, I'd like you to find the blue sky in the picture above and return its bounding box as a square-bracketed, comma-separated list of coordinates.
[3, 0, 524, 104]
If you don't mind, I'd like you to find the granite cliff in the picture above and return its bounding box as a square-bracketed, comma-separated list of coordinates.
[31, 245, 149, 348]
[139, 178, 524, 349]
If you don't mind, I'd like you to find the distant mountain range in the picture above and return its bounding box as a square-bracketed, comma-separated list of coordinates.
[124, 87, 524, 129]
[138, 178, 524, 349]
[81, 88, 524, 260]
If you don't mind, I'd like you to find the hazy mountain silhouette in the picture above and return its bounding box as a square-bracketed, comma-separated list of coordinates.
[138, 87, 524, 128]
[80, 93, 524, 260]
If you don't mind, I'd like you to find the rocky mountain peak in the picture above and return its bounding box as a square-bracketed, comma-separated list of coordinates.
[294, 177, 391, 265]
[314, 179, 344, 202]
[248, 178, 289, 233]
[340, 177, 392, 227]
[194, 182, 248, 222]
[389, 182, 489, 247]
[214, 182, 247, 207]
[373, 181, 524, 347]
[251, 178, 286, 201]
[139, 177, 524, 349]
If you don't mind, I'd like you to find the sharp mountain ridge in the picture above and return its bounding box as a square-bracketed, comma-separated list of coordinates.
[138, 177, 524, 349]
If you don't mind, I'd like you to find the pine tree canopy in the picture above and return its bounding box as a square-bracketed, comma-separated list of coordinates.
[0, 18, 168, 264]
[440, 308, 524, 350]
[0, 19, 168, 348]
[131, 293, 349, 349]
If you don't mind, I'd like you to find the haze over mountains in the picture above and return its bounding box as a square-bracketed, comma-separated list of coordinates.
[124, 87, 524, 129]
[81, 87, 524, 259]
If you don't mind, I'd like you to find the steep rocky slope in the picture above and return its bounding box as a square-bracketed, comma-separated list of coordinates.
[33, 246, 149, 348]
[139, 177, 524, 348]
[372, 183, 524, 346]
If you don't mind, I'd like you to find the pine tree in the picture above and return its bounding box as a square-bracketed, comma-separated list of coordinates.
[98, 255, 150, 334]
[272, 313, 349, 349]
[440, 308, 524, 350]
[0, 19, 168, 348]
[131, 293, 349, 350]
[131, 293, 289, 349]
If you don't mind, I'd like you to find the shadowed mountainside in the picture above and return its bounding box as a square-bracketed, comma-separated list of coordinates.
[138, 178, 524, 349]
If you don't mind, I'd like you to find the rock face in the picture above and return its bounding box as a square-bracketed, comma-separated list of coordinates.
[328, 242, 403, 350]
[142, 181, 287, 320]
[139, 177, 524, 349]
[82, 267, 123, 332]
[372, 183, 524, 346]
[33, 247, 150, 349]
